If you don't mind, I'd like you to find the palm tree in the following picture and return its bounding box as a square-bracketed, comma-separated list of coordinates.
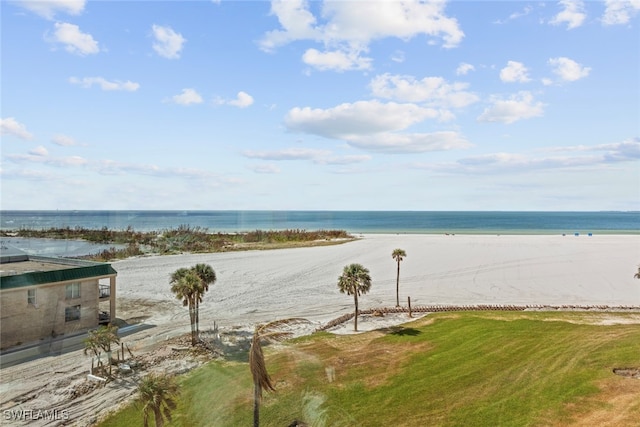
[337, 263, 372, 331]
[392, 248, 407, 307]
[250, 318, 307, 427]
[84, 324, 119, 374]
[170, 268, 202, 345]
[192, 263, 216, 335]
[138, 373, 179, 427]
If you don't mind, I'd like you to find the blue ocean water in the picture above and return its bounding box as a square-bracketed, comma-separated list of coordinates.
[1, 210, 638, 234]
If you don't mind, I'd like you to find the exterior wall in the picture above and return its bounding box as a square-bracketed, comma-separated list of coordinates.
[0, 280, 99, 349]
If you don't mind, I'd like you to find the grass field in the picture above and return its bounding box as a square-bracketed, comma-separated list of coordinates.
[98, 311, 640, 427]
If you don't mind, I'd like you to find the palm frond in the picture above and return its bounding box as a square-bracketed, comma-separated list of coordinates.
[250, 335, 275, 396]
[256, 317, 308, 333]
[250, 317, 309, 402]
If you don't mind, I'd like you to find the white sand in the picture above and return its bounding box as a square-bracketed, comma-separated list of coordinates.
[113, 233, 640, 332]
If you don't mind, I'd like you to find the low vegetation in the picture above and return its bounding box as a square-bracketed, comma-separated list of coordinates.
[0, 226, 354, 261]
[97, 311, 640, 426]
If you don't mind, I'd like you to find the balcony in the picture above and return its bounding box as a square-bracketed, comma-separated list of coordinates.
[99, 284, 111, 299]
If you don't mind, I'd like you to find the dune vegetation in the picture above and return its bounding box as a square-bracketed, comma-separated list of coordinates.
[98, 311, 640, 427]
[1, 226, 354, 261]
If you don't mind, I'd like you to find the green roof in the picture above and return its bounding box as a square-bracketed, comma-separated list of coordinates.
[0, 261, 117, 290]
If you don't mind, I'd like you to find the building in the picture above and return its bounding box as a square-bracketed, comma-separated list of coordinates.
[0, 245, 117, 350]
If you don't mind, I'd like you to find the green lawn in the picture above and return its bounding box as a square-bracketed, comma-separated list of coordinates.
[98, 312, 640, 427]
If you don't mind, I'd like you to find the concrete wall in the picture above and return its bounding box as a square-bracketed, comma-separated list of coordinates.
[0, 280, 99, 349]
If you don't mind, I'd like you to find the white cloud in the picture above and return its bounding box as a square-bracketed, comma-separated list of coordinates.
[345, 131, 471, 153]
[168, 88, 203, 105]
[14, 0, 86, 19]
[391, 50, 405, 63]
[602, 0, 640, 25]
[597, 138, 640, 161]
[48, 22, 99, 55]
[248, 164, 281, 174]
[319, 0, 464, 48]
[426, 138, 640, 174]
[242, 147, 331, 161]
[152, 24, 186, 59]
[548, 57, 590, 81]
[243, 148, 372, 165]
[549, 0, 587, 29]
[317, 154, 372, 165]
[285, 100, 438, 138]
[477, 91, 545, 124]
[227, 91, 254, 108]
[547, 138, 640, 162]
[499, 61, 531, 83]
[95, 160, 223, 180]
[69, 76, 140, 91]
[450, 138, 640, 172]
[493, 5, 533, 24]
[369, 74, 479, 109]
[6, 152, 88, 167]
[260, 0, 464, 71]
[283, 98, 470, 154]
[302, 48, 372, 71]
[4, 148, 238, 184]
[29, 145, 49, 156]
[0, 168, 59, 181]
[1, 117, 34, 140]
[458, 152, 597, 171]
[51, 134, 77, 146]
[259, 0, 321, 52]
[456, 62, 475, 75]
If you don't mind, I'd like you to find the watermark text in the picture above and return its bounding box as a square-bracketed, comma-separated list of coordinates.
[3, 408, 69, 421]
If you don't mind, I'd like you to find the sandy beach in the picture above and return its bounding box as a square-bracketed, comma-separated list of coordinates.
[114, 233, 640, 330]
[1, 233, 639, 426]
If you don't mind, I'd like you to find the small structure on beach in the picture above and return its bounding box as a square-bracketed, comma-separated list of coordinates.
[0, 245, 117, 350]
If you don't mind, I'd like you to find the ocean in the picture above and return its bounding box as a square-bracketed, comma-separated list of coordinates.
[1, 210, 638, 234]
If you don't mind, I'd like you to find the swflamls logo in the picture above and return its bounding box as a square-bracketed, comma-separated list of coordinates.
[3, 408, 69, 421]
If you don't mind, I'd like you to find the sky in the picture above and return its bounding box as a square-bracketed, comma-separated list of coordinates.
[1, 0, 639, 211]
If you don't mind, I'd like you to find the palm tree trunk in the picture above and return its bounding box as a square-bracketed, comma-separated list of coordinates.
[396, 260, 400, 307]
[189, 299, 197, 346]
[253, 379, 261, 427]
[195, 298, 200, 339]
[353, 292, 359, 331]
[154, 406, 164, 427]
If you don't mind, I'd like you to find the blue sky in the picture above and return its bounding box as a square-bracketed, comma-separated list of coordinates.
[1, 0, 639, 211]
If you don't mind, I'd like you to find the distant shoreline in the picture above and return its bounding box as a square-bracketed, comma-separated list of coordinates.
[1, 210, 638, 235]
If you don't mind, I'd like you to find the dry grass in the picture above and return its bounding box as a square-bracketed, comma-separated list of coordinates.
[549, 377, 640, 427]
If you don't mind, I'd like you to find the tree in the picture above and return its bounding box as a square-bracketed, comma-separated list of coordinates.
[192, 263, 217, 335]
[138, 373, 179, 427]
[170, 268, 202, 345]
[337, 263, 372, 331]
[392, 248, 407, 307]
[84, 324, 119, 374]
[250, 318, 307, 427]
[170, 264, 217, 345]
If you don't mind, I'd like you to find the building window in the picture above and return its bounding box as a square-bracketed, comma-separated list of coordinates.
[65, 305, 81, 322]
[27, 289, 37, 305]
[65, 283, 80, 299]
